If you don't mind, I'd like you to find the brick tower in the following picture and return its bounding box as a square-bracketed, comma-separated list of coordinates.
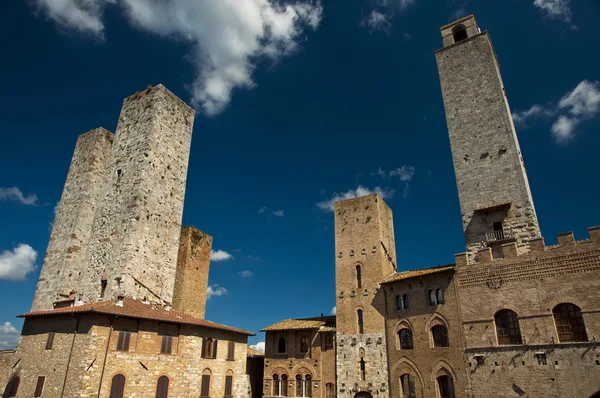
[334, 194, 396, 398]
[435, 15, 541, 260]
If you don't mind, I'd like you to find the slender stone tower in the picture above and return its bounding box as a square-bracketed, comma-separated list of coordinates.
[31, 128, 114, 310]
[435, 15, 541, 260]
[80, 85, 195, 304]
[335, 194, 396, 398]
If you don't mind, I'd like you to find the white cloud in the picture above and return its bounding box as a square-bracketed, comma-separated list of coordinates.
[247, 255, 261, 261]
[271, 209, 285, 218]
[0, 322, 20, 349]
[316, 185, 395, 212]
[207, 284, 227, 299]
[361, 10, 392, 34]
[557, 80, 600, 117]
[512, 104, 552, 127]
[210, 249, 233, 262]
[0, 244, 37, 281]
[238, 270, 253, 278]
[258, 206, 267, 214]
[0, 187, 39, 206]
[533, 0, 571, 22]
[551, 115, 577, 143]
[32, 0, 323, 116]
[330, 306, 336, 315]
[389, 166, 415, 182]
[250, 341, 265, 353]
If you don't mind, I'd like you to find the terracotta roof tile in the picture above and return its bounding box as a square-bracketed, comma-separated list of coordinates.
[19, 298, 254, 336]
[247, 347, 265, 357]
[381, 265, 455, 284]
[261, 316, 336, 332]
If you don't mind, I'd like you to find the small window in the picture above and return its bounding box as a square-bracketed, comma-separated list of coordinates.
[432, 325, 449, 347]
[306, 374, 312, 397]
[403, 294, 409, 310]
[326, 383, 335, 398]
[323, 333, 333, 351]
[356, 265, 362, 289]
[429, 288, 444, 305]
[7, 376, 20, 397]
[437, 375, 455, 398]
[34, 376, 46, 398]
[110, 374, 126, 398]
[278, 337, 286, 354]
[296, 374, 303, 397]
[396, 294, 408, 310]
[493, 221, 503, 232]
[100, 279, 108, 298]
[536, 353, 547, 365]
[398, 328, 414, 350]
[116, 331, 131, 351]
[225, 374, 233, 397]
[553, 303, 588, 342]
[273, 374, 280, 396]
[359, 358, 366, 381]
[46, 331, 56, 350]
[201, 369, 211, 397]
[400, 374, 416, 398]
[202, 338, 218, 359]
[357, 309, 364, 334]
[281, 374, 288, 396]
[156, 376, 169, 398]
[495, 309, 522, 345]
[227, 340, 235, 360]
[300, 337, 309, 353]
[453, 26, 468, 43]
[161, 335, 173, 354]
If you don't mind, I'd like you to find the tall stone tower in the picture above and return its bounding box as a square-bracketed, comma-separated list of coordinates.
[435, 15, 541, 260]
[335, 194, 396, 398]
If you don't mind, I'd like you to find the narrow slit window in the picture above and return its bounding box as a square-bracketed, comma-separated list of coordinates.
[356, 265, 362, 289]
[357, 309, 364, 334]
[45, 331, 55, 350]
[225, 374, 233, 397]
[227, 340, 235, 360]
[34, 376, 46, 398]
[160, 335, 173, 354]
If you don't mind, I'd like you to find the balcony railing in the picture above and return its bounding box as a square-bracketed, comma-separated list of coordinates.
[485, 228, 514, 242]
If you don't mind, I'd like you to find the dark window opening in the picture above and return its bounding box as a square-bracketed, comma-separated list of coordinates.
[300, 337, 309, 353]
[495, 309, 522, 345]
[101, 279, 108, 298]
[325, 383, 335, 398]
[356, 265, 362, 289]
[281, 374, 288, 396]
[429, 288, 444, 305]
[34, 376, 46, 398]
[323, 333, 333, 351]
[453, 28, 468, 43]
[396, 294, 409, 310]
[227, 340, 235, 360]
[202, 338, 218, 359]
[46, 331, 56, 350]
[493, 221, 503, 232]
[398, 328, 414, 350]
[225, 375, 233, 397]
[306, 375, 312, 397]
[160, 335, 173, 354]
[110, 374, 125, 398]
[201, 374, 211, 397]
[7, 376, 20, 397]
[357, 310, 364, 334]
[116, 331, 131, 351]
[296, 374, 303, 397]
[432, 325, 449, 347]
[400, 374, 416, 398]
[553, 303, 588, 342]
[273, 375, 280, 396]
[536, 353, 547, 365]
[359, 359, 366, 381]
[278, 337, 286, 354]
[437, 375, 455, 398]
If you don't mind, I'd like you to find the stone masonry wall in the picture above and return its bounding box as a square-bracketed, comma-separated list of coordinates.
[435, 18, 541, 258]
[0, 349, 14, 396]
[334, 194, 397, 398]
[31, 128, 114, 310]
[456, 227, 600, 397]
[81, 85, 195, 305]
[4, 314, 249, 398]
[173, 226, 212, 319]
[383, 271, 468, 398]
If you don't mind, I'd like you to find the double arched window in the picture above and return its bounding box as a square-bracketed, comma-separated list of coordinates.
[553, 303, 588, 342]
[110, 374, 125, 398]
[396, 294, 408, 311]
[432, 325, 449, 347]
[428, 288, 444, 306]
[273, 374, 288, 396]
[398, 328, 414, 350]
[295, 374, 312, 397]
[495, 309, 522, 345]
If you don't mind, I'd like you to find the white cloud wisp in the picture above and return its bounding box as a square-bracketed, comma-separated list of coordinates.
[0, 187, 39, 206]
[207, 284, 227, 299]
[533, 0, 572, 22]
[250, 341, 265, 353]
[0, 244, 37, 281]
[316, 185, 395, 212]
[0, 322, 20, 349]
[210, 249, 233, 262]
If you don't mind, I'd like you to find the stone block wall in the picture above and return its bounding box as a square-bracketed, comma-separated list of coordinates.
[81, 85, 195, 305]
[0, 349, 14, 396]
[435, 20, 540, 258]
[31, 128, 114, 310]
[173, 226, 212, 318]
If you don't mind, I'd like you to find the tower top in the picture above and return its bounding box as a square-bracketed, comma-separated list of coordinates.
[439, 15, 481, 48]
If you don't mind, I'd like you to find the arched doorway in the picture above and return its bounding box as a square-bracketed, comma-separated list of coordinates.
[355, 392, 372, 398]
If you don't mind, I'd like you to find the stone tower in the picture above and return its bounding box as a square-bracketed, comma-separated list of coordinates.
[334, 194, 396, 398]
[435, 15, 541, 260]
[31, 128, 114, 310]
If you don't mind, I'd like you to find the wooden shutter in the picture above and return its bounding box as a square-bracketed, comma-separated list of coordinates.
[34, 376, 45, 397]
[225, 375, 233, 396]
[45, 332, 55, 350]
[201, 338, 207, 358]
[123, 331, 131, 350]
[7, 376, 20, 397]
[212, 339, 218, 359]
[201, 374, 210, 397]
[227, 341, 235, 360]
[116, 331, 124, 351]
[167, 336, 173, 354]
[156, 376, 169, 398]
[161, 336, 173, 354]
[110, 374, 125, 398]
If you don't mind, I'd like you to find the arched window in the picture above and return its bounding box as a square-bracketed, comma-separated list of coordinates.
[398, 328, 414, 350]
[7, 376, 20, 398]
[306, 375, 312, 397]
[281, 374, 288, 396]
[437, 375, 455, 398]
[155, 376, 169, 398]
[201, 369, 211, 398]
[453, 26, 467, 43]
[400, 374, 416, 398]
[300, 337, 308, 353]
[357, 309, 364, 334]
[273, 375, 280, 397]
[553, 303, 588, 342]
[325, 383, 335, 398]
[296, 374, 303, 397]
[495, 309, 522, 345]
[225, 370, 234, 397]
[278, 337, 286, 353]
[356, 265, 362, 289]
[428, 288, 444, 305]
[432, 325, 449, 347]
[359, 358, 366, 381]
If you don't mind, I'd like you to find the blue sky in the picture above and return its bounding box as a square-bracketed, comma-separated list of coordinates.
[1, 0, 599, 350]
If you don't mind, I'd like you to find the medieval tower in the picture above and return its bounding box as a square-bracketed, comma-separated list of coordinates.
[31, 85, 203, 311]
[335, 194, 397, 398]
[435, 15, 541, 260]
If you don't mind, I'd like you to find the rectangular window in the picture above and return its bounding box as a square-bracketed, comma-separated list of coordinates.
[225, 375, 233, 397]
[116, 331, 131, 351]
[160, 335, 173, 354]
[323, 334, 333, 351]
[202, 338, 218, 359]
[227, 341, 235, 360]
[45, 332, 55, 350]
[34, 376, 45, 398]
[536, 353, 547, 365]
[325, 383, 335, 398]
[200, 374, 210, 397]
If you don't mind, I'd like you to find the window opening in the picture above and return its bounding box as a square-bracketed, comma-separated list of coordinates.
[161, 335, 173, 354]
[225, 375, 233, 397]
[227, 340, 235, 360]
[400, 374, 416, 398]
[356, 265, 362, 289]
[437, 375, 455, 398]
[398, 328, 414, 350]
[357, 310, 364, 334]
[155, 376, 169, 398]
[359, 359, 366, 381]
[116, 331, 131, 351]
[34, 376, 46, 398]
[432, 325, 449, 347]
[278, 337, 286, 353]
[46, 331, 55, 350]
[300, 337, 309, 353]
[453, 27, 467, 43]
[201, 372, 211, 397]
[110, 374, 125, 398]
[495, 309, 522, 345]
[7, 376, 20, 397]
[553, 303, 588, 342]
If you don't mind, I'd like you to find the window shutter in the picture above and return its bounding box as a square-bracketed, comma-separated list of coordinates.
[227, 341, 235, 360]
[116, 331, 124, 351]
[7, 376, 20, 397]
[161, 336, 167, 354]
[110, 374, 125, 398]
[123, 331, 131, 351]
[201, 374, 210, 397]
[34, 376, 45, 398]
[156, 376, 169, 398]
[201, 338, 207, 358]
[212, 339, 218, 358]
[167, 336, 173, 354]
[46, 332, 55, 350]
[225, 375, 233, 396]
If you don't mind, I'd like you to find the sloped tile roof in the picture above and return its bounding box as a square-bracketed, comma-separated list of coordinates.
[261, 315, 336, 332]
[381, 264, 455, 284]
[19, 297, 254, 336]
[247, 347, 265, 357]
